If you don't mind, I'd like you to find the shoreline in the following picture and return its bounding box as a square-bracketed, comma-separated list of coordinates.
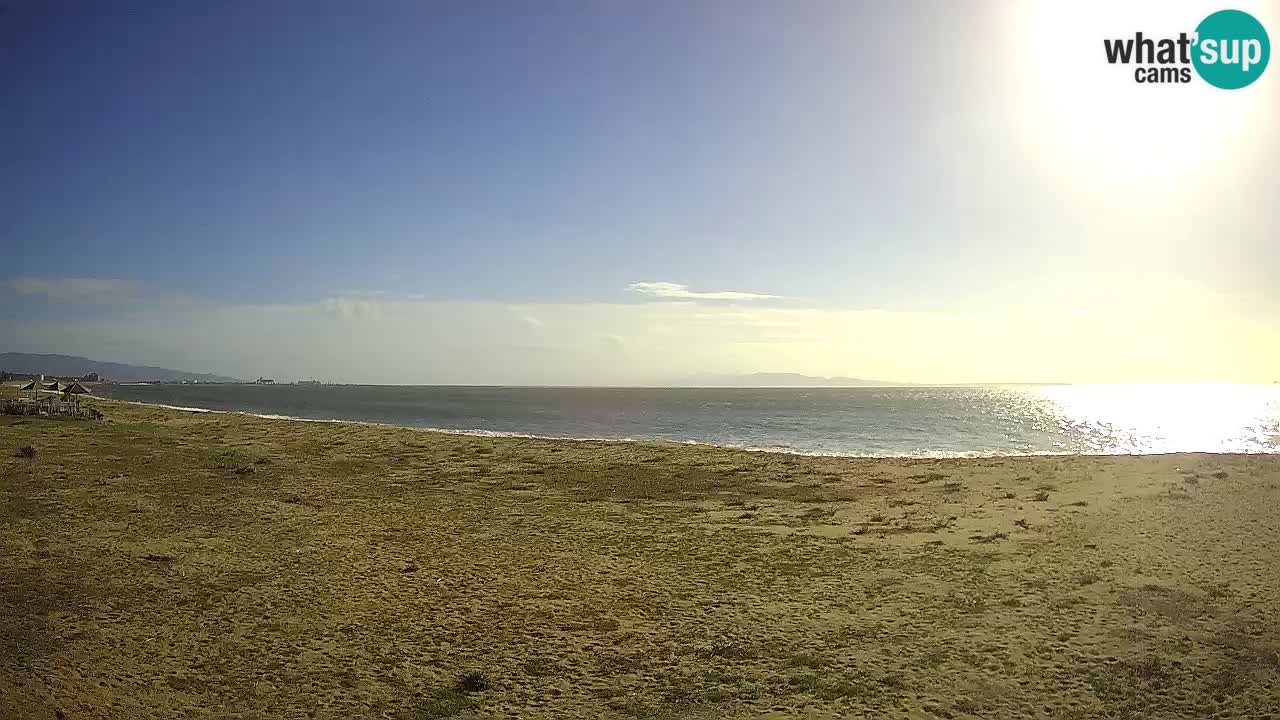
[92, 394, 1280, 461]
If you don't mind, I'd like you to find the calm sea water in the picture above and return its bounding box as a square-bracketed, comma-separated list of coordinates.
[92, 384, 1280, 457]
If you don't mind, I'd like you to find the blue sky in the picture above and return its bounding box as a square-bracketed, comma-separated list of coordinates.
[3, 1, 1278, 383]
[5, 1, 963, 306]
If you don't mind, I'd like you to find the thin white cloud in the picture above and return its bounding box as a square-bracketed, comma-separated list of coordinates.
[5, 272, 1276, 385]
[320, 296, 377, 319]
[627, 281, 782, 301]
[506, 305, 545, 329]
[4, 266, 1273, 385]
[3, 276, 136, 303]
[337, 289, 388, 298]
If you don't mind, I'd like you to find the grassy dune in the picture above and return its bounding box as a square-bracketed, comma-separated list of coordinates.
[2, 396, 1279, 719]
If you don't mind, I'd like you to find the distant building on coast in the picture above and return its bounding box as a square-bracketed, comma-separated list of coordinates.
[296, 379, 322, 386]
[255, 377, 275, 385]
[2, 371, 39, 383]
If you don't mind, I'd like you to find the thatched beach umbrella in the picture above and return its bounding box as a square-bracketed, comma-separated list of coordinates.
[19, 379, 37, 400]
[63, 382, 89, 413]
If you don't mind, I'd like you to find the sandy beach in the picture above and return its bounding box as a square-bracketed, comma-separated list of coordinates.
[2, 399, 1278, 719]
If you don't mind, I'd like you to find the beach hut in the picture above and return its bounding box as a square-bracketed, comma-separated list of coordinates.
[41, 381, 61, 412]
[62, 382, 89, 413]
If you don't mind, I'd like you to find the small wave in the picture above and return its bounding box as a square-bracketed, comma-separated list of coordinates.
[115, 400, 220, 414]
[666, 437, 1095, 459]
[96, 396, 1278, 459]
[110, 398, 647, 444]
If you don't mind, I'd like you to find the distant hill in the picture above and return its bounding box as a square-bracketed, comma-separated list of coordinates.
[675, 372, 903, 387]
[0, 353, 238, 383]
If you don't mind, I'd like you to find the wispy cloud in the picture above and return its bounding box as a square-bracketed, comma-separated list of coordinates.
[320, 296, 377, 319]
[5, 267, 1276, 384]
[627, 281, 782, 301]
[506, 305, 544, 329]
[3, 276, 136, 303]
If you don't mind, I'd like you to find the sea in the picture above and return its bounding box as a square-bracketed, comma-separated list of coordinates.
[90, 383, 1280, 457]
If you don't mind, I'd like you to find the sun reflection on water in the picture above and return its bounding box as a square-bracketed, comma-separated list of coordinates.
[1035, 385, 1280, 454]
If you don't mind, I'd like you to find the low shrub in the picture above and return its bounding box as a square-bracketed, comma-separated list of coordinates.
[458, 671, 490, 693]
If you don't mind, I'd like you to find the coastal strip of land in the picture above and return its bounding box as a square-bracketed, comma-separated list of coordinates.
[2, 398, 1278, 719]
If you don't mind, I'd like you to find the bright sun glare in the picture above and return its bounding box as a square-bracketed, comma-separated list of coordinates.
[1041, 384, 1280, 453]
[1011, 2, 1271, 192]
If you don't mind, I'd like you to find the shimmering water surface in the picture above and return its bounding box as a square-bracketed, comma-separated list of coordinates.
[93, 384, 1280, 457]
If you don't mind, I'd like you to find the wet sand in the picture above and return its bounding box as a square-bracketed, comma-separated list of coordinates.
[2, 399, 1278, 719]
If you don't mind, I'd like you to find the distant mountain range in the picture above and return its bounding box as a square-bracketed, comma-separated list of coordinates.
[674, 372, 902, 387]
[0, 353, 238, 383]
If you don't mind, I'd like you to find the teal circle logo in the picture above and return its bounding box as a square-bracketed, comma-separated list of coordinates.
[1193, 10, 1270, 89]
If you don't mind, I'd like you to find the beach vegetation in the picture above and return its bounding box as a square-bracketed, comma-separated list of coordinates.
[400, 688, 472, 719]
[700, 636, 751, 660]
[458, 670, 491, 693]
[784, 653, 827, 669]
